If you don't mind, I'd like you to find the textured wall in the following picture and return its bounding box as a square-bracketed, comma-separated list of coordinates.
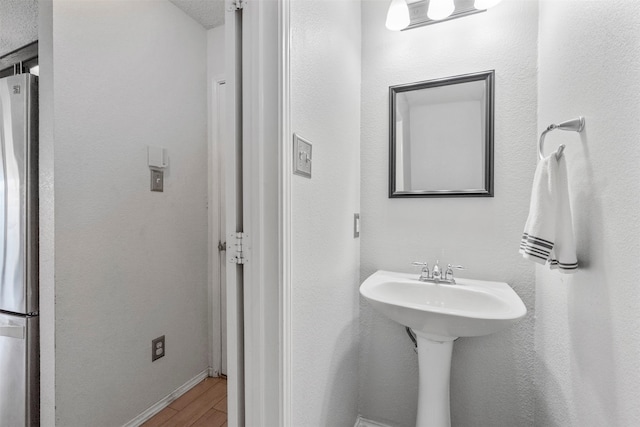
[38, 1, 55, 424]
[207, 26, 225, 79]
[0, 0, 37, 57]
[290, 0, 362, 425]
[359, 1, 538, 426]
[51, 1, 209, 425]
[535, 1, 640, 425]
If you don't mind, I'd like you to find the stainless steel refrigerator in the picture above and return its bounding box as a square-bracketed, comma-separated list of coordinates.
[0, 73, 39, 426]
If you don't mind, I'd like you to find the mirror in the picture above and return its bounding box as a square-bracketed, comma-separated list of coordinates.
[389, 70, 494, 198]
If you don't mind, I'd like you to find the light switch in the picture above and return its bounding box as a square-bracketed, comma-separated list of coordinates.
[151, 169, 163, 192]
[293, 134, 312, 178]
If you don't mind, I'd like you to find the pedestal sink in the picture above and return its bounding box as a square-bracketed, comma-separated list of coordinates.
[360, 270, 526, 427]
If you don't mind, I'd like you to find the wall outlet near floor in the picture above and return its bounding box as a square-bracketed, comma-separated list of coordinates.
[152, 335, 165, 361]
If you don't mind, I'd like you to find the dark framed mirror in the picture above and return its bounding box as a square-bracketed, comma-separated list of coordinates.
[389, 70, 494, 198]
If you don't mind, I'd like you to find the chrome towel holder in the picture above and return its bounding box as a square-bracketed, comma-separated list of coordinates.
[538, 116, 585, 160]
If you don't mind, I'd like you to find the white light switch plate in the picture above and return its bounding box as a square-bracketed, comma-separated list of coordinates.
[293, 134, 312, 178]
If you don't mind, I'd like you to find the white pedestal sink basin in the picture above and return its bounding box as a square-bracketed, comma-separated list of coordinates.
[360, 270, 526, 427]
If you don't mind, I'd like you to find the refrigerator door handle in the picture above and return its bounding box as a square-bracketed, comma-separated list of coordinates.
[0, 324, 25, 339]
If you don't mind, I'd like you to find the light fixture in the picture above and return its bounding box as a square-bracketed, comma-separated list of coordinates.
[474, 0, 503, 10]
[29, 65, 39, 76]
[393, 0, 502, 31]
[427, 0, 455, 21]
[385, 0, 410, 31]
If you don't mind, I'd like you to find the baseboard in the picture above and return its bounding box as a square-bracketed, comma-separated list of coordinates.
[123, 368, 210, 427]
[354, 415, 394, 427]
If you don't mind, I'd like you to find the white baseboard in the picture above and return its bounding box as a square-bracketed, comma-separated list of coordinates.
[354, 416, 394, 427]
[123, 368, 210, 427]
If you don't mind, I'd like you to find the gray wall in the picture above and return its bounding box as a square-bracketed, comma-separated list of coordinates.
[0, 0, 37, 57]
[48, 1, 209, 425]
[535, 1, 640, 425]
[290, 0, 362, 425]
[359, 1, 538, 426]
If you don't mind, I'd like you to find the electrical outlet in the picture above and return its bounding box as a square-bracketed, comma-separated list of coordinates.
[152, 335, 165, 361]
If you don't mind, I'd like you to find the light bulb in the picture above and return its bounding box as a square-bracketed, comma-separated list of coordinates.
[385, 0, 410, 31]
[474, 0, 503, 10]
[427, 0, 455, 21]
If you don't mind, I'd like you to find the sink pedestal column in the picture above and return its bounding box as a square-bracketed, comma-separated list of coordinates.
[415, 332, 457, 427]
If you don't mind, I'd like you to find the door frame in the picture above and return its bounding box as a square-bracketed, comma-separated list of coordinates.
[224, 0, 291, 425]
[241, 0, 288, 425]
[278, 0, 292, 424]
[224, 4, 243, 426]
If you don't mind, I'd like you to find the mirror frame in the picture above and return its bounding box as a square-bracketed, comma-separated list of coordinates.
[389, 70, 495, 198]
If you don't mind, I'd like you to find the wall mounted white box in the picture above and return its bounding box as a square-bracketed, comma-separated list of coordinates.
[148, 146, 168, 169]
[148, 146, 167, 192]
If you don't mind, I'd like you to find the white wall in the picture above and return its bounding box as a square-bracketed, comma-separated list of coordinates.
[50, 1, 209, 425]
[535, 1, 640, 425]
[290, 0, 362, 425]
[38, 1, 55, 424]
[0, 0, 37, 56]
[208, 26, 225, 80]
[360, 1, 538, 426]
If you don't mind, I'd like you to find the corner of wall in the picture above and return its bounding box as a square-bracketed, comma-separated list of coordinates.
[38, 0, 55, 424]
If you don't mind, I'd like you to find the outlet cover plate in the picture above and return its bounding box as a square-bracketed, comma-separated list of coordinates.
[152, 335, 165, 361]
[151, 169, 163, 192]
[293, 134, 312, 178]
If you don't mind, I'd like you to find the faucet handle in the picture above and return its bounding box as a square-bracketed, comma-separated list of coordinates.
[445, 264, 464, 280]
[411, 262, 430, 279]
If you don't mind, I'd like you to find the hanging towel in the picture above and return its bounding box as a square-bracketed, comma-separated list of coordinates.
[519, 154, 578, 273]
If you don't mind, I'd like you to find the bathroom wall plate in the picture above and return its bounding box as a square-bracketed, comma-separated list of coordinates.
[293, 133, 312, 178]
[150, 169, 164, 192]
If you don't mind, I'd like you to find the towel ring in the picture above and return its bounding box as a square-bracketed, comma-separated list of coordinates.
[538, 116, 585, 160]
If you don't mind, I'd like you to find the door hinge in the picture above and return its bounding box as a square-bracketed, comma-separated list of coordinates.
[229, 232, 247, 264]
[227, 0, 245, 12]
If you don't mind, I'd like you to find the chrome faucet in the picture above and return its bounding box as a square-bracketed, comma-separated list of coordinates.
[412, 260, 464, 285]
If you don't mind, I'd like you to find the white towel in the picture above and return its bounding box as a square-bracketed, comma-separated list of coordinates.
[519, 154, 578, 273]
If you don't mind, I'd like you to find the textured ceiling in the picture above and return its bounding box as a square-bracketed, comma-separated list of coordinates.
[168, 0, 225, 30]
[0, 0, 38, 57]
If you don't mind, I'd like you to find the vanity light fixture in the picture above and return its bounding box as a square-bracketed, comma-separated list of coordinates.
[427, 0, 455, 20]
[385, 0, 411, 31]
[474, 0, 503, 10]
[386, 0, 504, 31]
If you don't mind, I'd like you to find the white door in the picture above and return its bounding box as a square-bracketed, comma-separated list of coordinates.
[217, 81, 227, 376]
[224, 4, 244, 426]
[212, 78, 227, 377]
[223, 1, 284, 425]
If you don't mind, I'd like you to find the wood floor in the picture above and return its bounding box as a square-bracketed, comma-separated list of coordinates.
[142, 377, 227, 427]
